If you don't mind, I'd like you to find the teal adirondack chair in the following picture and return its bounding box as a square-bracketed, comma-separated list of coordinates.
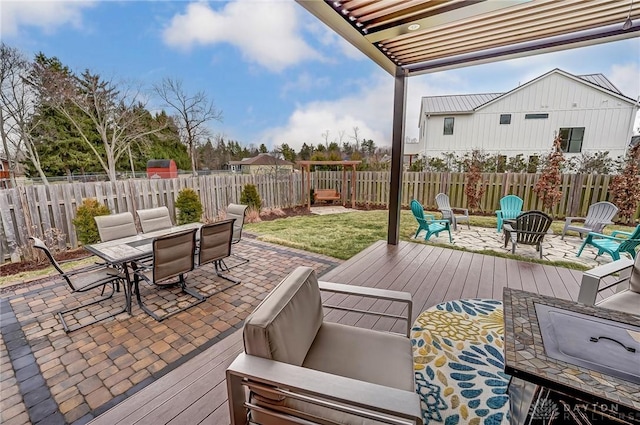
[496, 195, 523, 232]
[410, 199, 452, 242]
[576, 225, 640, 261]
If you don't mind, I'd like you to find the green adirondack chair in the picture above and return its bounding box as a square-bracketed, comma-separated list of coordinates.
[496, 195, 523, 232]
[410, 199, 452, 242]
[576, 224, 640, 261]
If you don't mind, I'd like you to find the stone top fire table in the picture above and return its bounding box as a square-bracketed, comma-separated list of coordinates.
[502, 288, 640, 411]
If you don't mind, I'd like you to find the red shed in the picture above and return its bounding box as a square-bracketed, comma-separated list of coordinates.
[147, 159, 178, 179]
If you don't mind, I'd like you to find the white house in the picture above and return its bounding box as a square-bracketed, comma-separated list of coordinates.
[408, 69, 639, 161]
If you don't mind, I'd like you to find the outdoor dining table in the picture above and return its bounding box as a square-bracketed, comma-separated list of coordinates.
[84, 222, 203, 317]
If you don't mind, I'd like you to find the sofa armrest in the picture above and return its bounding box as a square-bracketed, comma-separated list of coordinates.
[318, 281, 413, 337]
[577, 258, 634, 306]
[227, 353, 422, 425]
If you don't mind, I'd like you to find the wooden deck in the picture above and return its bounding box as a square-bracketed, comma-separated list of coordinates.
[89, 240, 598, 424]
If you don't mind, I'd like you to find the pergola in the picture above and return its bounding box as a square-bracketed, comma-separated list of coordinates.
[298, 160, 362, 209]
[295, 0, 639, 246]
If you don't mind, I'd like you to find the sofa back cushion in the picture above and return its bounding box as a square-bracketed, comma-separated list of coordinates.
[243, 267, 323, 366]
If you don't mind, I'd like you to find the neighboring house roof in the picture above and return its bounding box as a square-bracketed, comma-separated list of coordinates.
[577, 73, 622, 94]
[420, 69, 636, 116]
[228, 153, 294, 166]
[422, 93, 502, 114]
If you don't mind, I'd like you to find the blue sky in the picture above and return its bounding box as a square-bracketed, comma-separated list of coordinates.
[3, 0, 639, 152]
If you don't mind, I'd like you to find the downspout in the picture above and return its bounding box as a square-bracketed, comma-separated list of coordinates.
[625, 96, 640, 156]
[424, 114, 430, 159]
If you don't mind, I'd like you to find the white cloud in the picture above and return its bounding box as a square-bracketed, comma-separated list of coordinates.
[281, 72, 330, 98]
[162, 0, 323, 72]
[609, 63, 640, 99]
[258, 72, 451, 151]
[0, 0, 95, 37]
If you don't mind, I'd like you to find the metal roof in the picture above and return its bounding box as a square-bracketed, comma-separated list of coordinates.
[577, 73, 622, 94]
[422, 93, 502, 114]
[296, 0, 640, 76]
[421, 70, 630, 114]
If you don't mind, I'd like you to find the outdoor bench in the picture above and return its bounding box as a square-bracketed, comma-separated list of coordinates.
[314, 189, 341, 202]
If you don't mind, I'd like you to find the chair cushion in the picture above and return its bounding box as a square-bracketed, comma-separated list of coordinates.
[303, 322, 414, 392]
[599, 290, 640, 315]
[243, 266, 323, 366]
[137, 207, 172, 233]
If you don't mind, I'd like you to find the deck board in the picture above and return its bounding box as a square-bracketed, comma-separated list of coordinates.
[91, 241, 599, 424]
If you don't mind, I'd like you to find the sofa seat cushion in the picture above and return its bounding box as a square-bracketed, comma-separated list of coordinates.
[303, 322, 414, 392]
[599, 290, 640, 315]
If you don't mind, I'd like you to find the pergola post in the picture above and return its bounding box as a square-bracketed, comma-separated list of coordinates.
[387, 67, 407, 245]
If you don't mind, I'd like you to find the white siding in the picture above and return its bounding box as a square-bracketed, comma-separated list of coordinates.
[419, 72, 637, 159]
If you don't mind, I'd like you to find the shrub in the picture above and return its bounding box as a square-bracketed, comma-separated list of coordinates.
[533, 135, 565, 213]
[609, 144, 640, 223]
[175, 188, 203, 224]
[464, 150, 486, 212]
[240, 184, 262, 211]
[245, 207, 262, 223]
[72, 198, 110, 245]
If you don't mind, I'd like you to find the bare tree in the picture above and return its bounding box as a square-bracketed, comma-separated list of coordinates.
[0, 43, 49, 185]
[154, 78, 223, 176]
[34, 62, 165, 182]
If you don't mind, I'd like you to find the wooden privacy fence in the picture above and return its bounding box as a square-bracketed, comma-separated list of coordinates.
[1, 171, 637, 262]
[0, 173, 303, 262]
[315, 170, 632, 222]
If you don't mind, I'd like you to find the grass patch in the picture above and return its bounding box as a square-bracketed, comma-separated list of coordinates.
[246, 209, 634, 268]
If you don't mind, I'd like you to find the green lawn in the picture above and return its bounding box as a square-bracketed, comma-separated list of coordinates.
[245, 209, 636, 270]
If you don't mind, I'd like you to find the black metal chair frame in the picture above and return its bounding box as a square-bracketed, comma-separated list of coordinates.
[31, 237, 127, 332]
[132, 228, 204, 321]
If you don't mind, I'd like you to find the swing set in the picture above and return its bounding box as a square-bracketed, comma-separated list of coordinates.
[298, 160, 361, 210]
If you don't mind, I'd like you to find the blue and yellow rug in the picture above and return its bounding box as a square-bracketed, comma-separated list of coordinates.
[411, 299, 510, 425]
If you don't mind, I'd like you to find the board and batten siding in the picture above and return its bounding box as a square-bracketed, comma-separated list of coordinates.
[417, 72, 637, 158]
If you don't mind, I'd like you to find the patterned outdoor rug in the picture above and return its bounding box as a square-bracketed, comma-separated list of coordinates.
[411, 299, 511, 425]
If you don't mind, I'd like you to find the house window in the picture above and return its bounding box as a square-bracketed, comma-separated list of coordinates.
[525, 113, 549, 119]
[443, 117, 454, 135]
[559, 127, 585, 153]
[500, 114, 511, 125]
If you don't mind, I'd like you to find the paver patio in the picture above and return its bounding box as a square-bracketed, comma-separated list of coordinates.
[0, 236, 341, 425]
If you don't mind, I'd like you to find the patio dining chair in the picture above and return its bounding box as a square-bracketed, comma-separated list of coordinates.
[225, 203, 250, 267]
[503, 210, 552, 259]
[31, 237, 126, 332]
[576, 225, 640, 262]
[94, 212, 138, 242]
[435, 192, 470, 231]
[495, 195, 523, 232]
[578, 254, 640, 316]
[561, 201, 618, 240]
[197, 218, 240, 286]
[132, 228, 204, 321]
[410, 199, 452, 242]
[137, 206, 173, 233]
